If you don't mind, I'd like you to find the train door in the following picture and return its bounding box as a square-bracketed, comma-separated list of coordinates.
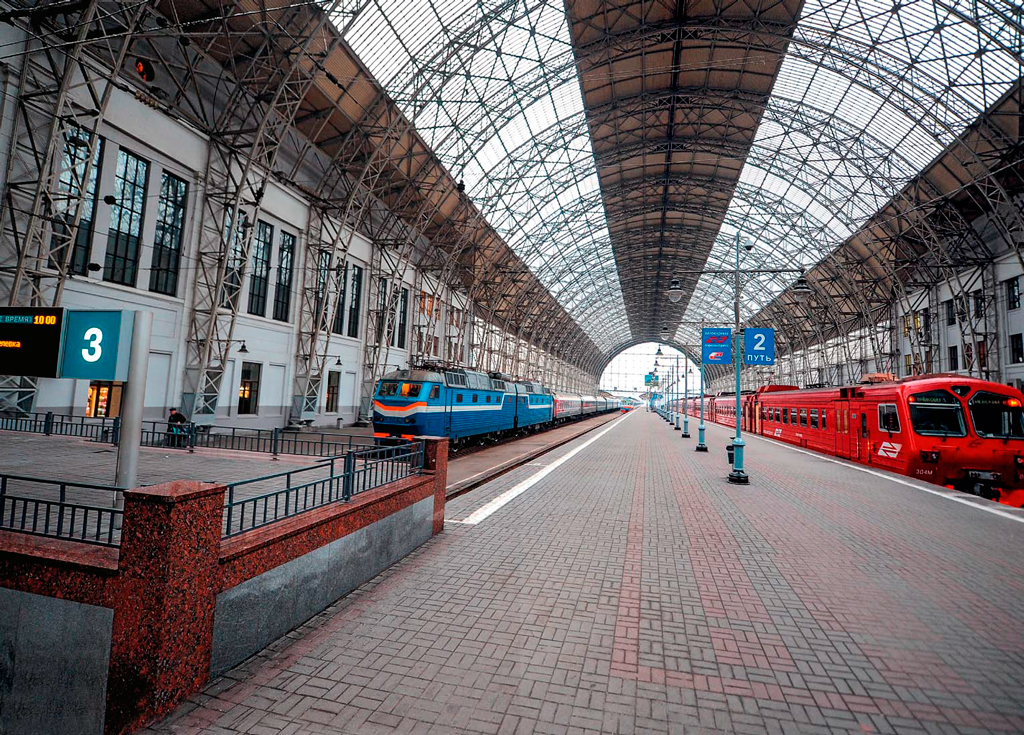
[444, 388, 453, 436]
[850, 404, 869, 461]
[835, 400, 850, 458]
[516, 393, 526, 428]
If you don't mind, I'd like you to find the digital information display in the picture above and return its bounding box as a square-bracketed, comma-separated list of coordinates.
[0, 307, 66, 378]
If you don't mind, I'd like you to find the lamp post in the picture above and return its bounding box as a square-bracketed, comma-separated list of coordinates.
[682, 355, 690, 437]
[696, 317, 708, 451]
[729, 234, 752, 485]
[674, 354, 681, 430]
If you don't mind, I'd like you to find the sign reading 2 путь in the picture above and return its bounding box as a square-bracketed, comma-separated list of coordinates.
[743, 327, 776, 365]
[701, 327, 732, 364]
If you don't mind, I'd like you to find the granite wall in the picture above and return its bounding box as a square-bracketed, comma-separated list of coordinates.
[0, 436, 449, 735]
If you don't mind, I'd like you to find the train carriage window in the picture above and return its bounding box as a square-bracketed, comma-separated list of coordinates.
[378, 382, 398, 397]
[909, 390, 965, 437]
[457, 394, 463, 403]
[800, 409, 808, 427]
[878, 404, 901, 434]
[821, 410, 827, 430]
[430, 385, 440, 399]
[473, 394, 478, 403]
[782, 408, 788, 424]
[810, 409, 818, 429]
[967, 391, 1024, 438]
[485, 395, 490, 402]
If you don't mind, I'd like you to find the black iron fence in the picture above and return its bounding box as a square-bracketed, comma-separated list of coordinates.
[1, 412, 382, 458]
[0, 412, 120, 442]
[0, 474, 123, 547]
[223, 440, 425, 538]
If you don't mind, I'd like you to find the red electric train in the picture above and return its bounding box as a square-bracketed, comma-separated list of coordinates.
[678, 374, 1024, 508]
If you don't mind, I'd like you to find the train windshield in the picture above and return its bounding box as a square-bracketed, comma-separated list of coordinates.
[400, 383, 422, 398]
[908, 390, 966, 437]
[968, 391, 1024, 439]
[378, 382, 399, 397]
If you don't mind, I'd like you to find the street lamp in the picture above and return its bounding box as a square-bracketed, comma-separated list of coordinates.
[655, 345, 663, 356]
[674, 354, 681, 430]
[791, 273, 813, 303]
[729, 234, 753, 485]
[681, 354, 690, 438]
[667, 278, 683, 304]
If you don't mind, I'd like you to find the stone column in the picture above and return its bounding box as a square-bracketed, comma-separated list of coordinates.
[105, 481, 225, 735]
[420, 437, 449, 535]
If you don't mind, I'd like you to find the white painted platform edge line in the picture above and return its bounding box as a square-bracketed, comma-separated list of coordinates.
[749, 432, 1024, 525]
[459, 410, 634, 525]
[446, 416, 616, 488]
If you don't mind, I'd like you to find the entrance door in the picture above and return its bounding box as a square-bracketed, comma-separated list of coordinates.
[835, 400, 850, 458]
[851, 407, 869, 461]
[444, 387, 453, 435]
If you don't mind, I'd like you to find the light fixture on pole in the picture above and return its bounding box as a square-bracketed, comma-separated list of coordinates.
[667, 278, 683, 304]
[791, 272, 813, 303]
[729, 233, 753, 485]
[655, 345, 663, 356]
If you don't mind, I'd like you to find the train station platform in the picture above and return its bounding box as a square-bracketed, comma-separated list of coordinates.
[143, 410, 1024, 735]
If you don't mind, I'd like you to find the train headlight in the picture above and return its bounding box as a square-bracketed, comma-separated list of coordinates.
[405, 417, 415, 424]
[1014, 455, 1024, 467]
[919, 450, 940, 463]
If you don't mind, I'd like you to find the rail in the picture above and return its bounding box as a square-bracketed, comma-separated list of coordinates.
[0, 474, 123, 547]
[222, 440, 425, 537]
[0, 412, 381, 458]
[0, 412, 119, 441]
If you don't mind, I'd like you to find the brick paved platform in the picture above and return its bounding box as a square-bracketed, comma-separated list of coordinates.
[142, 411, 1024, 735]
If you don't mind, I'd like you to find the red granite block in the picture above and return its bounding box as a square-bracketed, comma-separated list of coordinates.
[105, 480, 225, 735]
[419, 436, 449, 535]
[218, 473, 436, 590]
[0, 532, 119, 607]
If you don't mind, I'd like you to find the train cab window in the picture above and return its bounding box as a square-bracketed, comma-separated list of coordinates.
[378, 382, 399, 397]
[908, 390, 965, 437]
[967, 391, 1024, 438]
[878, 404, 901, 434]
[810, 409, 818, 429]
[799, 409, 808, 427]
[430, 385, 440, 399]
[400, 383, 422, 398]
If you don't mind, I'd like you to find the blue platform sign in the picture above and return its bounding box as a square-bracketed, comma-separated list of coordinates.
[743, 328, 776, 365]
[60, 310, 134, 381]
[701, 327, 732, 364]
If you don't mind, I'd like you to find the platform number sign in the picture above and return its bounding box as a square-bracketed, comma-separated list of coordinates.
[743, 328, 776, 365]
[701, 327, 732, 364]
[60, 310, 135, 381]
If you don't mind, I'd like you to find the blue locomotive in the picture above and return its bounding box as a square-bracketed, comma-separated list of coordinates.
[372, 367, 621, 444]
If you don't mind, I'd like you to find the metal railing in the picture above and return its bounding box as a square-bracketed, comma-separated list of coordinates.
[0, 413, 382, 458]
[0, 474, 123, 547]
[223, 440, 425, 537]
[0, 412, 120, 442]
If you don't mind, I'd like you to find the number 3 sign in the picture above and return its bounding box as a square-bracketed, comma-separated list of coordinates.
[60, 311, 135, 380]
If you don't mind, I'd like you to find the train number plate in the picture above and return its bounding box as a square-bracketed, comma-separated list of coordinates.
[967, 470, 997, 480]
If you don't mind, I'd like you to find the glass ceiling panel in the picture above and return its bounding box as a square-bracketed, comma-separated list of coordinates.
[675, 0, 1022, 347]
[345, 0, 628, 351]
[341, 0, 1019, 359]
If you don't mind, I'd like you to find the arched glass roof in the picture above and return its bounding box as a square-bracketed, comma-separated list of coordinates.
[344, 0, 1022, 361]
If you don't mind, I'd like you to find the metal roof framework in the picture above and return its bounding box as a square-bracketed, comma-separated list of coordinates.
[343, 0, 1024, 381]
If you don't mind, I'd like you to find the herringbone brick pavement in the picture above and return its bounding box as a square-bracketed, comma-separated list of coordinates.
[142, 410, 1024, 735]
